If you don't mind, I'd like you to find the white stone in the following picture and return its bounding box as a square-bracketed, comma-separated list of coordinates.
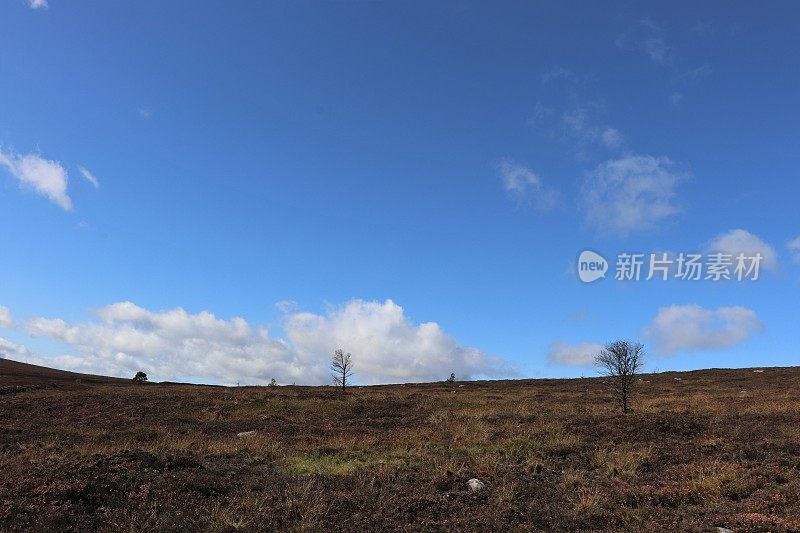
[467, 478, 485, 492]
[237, 430, 257, 438]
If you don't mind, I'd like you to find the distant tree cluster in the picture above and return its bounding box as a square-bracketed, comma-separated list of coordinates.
[132, 371, 148, 384]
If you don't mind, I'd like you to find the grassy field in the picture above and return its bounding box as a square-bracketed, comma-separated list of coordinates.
[2, 359, 800, 532]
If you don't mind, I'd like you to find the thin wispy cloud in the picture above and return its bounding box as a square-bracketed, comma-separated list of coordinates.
[78, 166, 100, 188]
[137, 107, 152, 119]
[28, 0, 48, 10]
[274, 300, 299, 313]
[531, 104, 627, 153]
[616, 17, 674, 65]
[547, 341, 603, 367]
[616, 17, 712, 105]
[498, 158, 559, 211]
[582, 154, 687, 236]
[533, 72, 626, 153]
[561, 108, 627, 150]
[786, 236, 800, 264]
[540, 67, 576, 85]
[0, 148, 72, 210]
[0, 306, 14, 328]
[675, 64, 713, 83]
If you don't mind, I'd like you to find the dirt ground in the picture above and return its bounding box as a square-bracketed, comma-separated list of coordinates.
[1, 359, 799, 531]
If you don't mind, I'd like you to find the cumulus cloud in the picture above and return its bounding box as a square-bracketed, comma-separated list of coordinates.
[78, 166, 100, 188]
[0, 148, 72, 210]
[582, 154, 686, 236]
[0, 337, 31, 360]
[29, 0, 48, 9]
[498, 159, 558, 210]
[547, 341, 603, 367]
[645, 304, 763, 354]
[785, 236, 800, 264]
[24, 302, 303, 384]
[708, 229, 779, 271]
[19, 299, 506, 385]
[284, 299, 507, 384]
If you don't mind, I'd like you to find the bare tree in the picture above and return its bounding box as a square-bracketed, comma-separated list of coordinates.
[331, 349, 353, 393]
[595, 340, 644, 413]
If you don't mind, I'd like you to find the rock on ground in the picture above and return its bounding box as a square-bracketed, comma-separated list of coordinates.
[467, 478, 485, 492]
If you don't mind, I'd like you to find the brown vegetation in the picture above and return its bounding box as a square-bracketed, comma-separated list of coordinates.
[1, 359, 799, 531]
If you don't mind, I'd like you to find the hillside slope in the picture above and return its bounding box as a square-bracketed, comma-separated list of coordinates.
[0, 358, 129, 387]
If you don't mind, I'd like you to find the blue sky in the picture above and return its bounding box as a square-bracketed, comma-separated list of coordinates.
[1, 1, 798, 384]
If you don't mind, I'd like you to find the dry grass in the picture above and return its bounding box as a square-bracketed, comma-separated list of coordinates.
[591, 444, 651, 479]
[2, 364, 800, 531]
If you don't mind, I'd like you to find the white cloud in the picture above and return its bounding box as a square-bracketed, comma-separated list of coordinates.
[20, 299, 507, 385]
[137, 107, 152, 119]
[582, 154, 686, 236]
[0, 149, 72, 210]
[498, 159, 558, 210]
[708, 229, 779, 271]
[785, 236, 800, 264]
[547, 341, 604, 367]
[645, 304, 763, 354]
[78, 166, 100, 188]
[284, 299, 507, 384]
[25, 302, 298, 384]
[28, 0, 48, 9]
[0, 337, 31, 360]
[0, 306, 13, 328]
